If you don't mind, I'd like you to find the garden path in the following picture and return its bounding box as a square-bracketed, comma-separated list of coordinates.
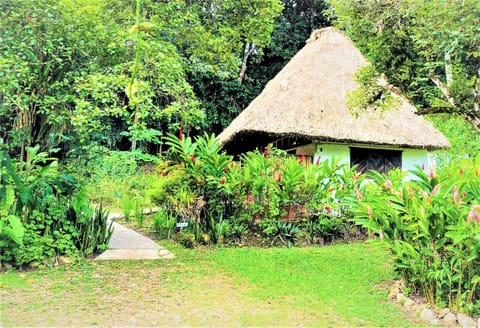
[95, 213, 174, 261]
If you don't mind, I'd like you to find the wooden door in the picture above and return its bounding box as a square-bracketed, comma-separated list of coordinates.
[350, 147, 402, 174]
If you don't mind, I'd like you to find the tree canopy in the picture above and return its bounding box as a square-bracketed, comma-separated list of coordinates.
[330, 0, 480, 129]
[0, 0, 283, 158]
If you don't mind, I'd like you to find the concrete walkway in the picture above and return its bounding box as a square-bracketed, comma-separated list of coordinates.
[95, 214, 174, 261]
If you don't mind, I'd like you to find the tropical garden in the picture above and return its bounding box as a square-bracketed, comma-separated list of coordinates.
[1, 0, 479, 326]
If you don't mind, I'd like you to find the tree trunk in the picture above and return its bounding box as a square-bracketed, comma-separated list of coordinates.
[238, 42, 256, 84]
[429, 73, 456, 107]
[445, 51, 453, 86]
[474, 68, 480, 113]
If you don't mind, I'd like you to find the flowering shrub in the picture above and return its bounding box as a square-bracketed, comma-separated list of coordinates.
[149, 133, 358, 246]
[149, 133, 239, 243]
[347, 155, 480, 316]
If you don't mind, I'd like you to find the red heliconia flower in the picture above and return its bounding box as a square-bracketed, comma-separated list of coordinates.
[453, 185, 460, 204]
[397, 190, 404, 199]
[407, 187, 415, 199]
[352, 173, 361, 182]
[190, 154, 195, 162]
[420, 206, 425, 216]
[230, 162, 235, 168]
[220, 176, 226, 185]
[274, 172, 282, 182]
[420, 189, 430, 202]
[341, 183, 345, 190]
[324, 204, 331, 214]
[462, 191, 467, 198]
[355, 185, 363, 201]
[459, 168, 464, 176]
[299, 154, 305, 164]
[263, 146, 269, 158]
[328, 187, 334, 193]
[179, 126, 183, 141]
[315, 156, 321, 165]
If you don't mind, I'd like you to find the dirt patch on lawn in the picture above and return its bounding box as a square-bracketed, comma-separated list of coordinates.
[1, 260, 345, 327]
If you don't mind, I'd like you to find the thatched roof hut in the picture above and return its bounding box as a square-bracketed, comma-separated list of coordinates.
[218, 27, 450, 155]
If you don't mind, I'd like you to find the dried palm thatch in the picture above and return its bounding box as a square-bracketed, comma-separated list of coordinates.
[218, 27, 450, 154]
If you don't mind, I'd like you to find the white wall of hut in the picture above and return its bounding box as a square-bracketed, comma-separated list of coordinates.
[304, 143, 434, 179]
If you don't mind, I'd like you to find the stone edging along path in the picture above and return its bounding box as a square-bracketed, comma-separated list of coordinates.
[95, 211, 174, 261]
[389, 280, 479, 328]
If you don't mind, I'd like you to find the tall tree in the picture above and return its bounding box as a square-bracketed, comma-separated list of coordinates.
[0, 0, 120, 159]
[0, 0, 283, 158]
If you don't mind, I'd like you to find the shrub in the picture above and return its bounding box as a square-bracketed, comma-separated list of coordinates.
[149, 133, 358, 245]
[175, 231, 195, 248]
[229, 222, 248, 244]
[302, 214, 346, 245]
[150, 133, 238, 244]
[347, 156, 480, 316]
[0, 147, 113, 267]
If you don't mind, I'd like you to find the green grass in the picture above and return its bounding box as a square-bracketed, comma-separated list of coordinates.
[211, 243, 411, 326]
[1, 242, 417, 327]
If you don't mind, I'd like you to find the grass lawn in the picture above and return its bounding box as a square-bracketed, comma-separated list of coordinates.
[1, 242, 419, 327]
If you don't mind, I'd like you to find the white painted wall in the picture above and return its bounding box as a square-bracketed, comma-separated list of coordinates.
[313, 143, 350, 166]
[402, 149, 430, 171]
[402, 148, 432, 180]
[312, 143, 433, 178]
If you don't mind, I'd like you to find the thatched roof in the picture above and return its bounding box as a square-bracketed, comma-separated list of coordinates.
[218, 27, 450, 154]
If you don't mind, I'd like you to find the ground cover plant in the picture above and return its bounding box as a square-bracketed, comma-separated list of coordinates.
[1, 242, 418, 327]
[347, 155, 480, 316]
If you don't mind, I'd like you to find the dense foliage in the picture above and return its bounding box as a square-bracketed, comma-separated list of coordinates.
[426, 113, 480, 161]
[0, 147, 112, 268]
[245, 0, 331, 86]
[148, 133, 358, 247]
[348, 157, 480, 316]
[164, 0, 333, 135]
[140, 132, 480, 316]
[0, 0, 283, 158]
